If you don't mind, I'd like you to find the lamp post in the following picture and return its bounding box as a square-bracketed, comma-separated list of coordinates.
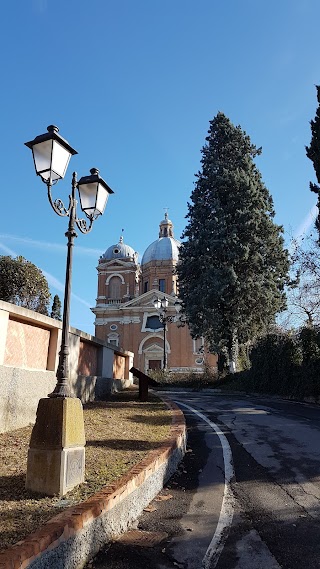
[153, 296, 182, 369]
[24, 125, 114, 496]
[25, 125, 114, 398]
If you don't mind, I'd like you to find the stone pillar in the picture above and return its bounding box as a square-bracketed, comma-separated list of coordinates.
[0, 309, 9, 365]
[26, 397, 85, 496]
[101, 344, 114, 378]
[69, 331, 81, 395]
[126, 352, 134, 383]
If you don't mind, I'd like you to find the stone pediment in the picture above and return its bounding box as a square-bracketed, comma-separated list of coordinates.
[121, 289, 178, 309]
[99, 259, 138, 270]
[144, 343, 163, 353]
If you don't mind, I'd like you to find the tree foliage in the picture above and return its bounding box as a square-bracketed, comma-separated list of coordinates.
[232, 328, 320, 400]
[285, 234, 320, 328]
[51, 294, 62, 320]
[177, 112, 290, 364]
[306, 85, 320, 239]
[0, 255, 50, 315]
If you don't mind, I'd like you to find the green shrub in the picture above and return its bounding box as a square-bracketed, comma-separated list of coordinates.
[219, 327, 320, 400]
[148, 363, 218, 389]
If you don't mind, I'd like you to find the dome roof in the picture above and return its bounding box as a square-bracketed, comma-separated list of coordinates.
[102, 236, 136, 261]
[141, 213, 180, 265]
[141, 237, 180, 265]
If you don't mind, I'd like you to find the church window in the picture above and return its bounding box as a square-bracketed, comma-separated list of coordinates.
[145, 315, 162, 330]
[193, 337, 204, 354]
[109, 276, 122, 299]
[144, 281, 149, 293]
[110, 324, 118, 331]
[159, 279, 166, 292]
[108, 333, 119, 346]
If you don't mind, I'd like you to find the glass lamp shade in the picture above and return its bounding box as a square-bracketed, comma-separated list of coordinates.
[161, 298, 169, 309]
[153, 297, 162, 310]
[25, 125, 77, 182]
[174, 300, 182, 313]
[77, 168, 114, 219]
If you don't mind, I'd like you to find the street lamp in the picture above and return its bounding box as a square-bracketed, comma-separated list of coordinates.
[153, 296, 182, 369]
[25, 125, 114, 398]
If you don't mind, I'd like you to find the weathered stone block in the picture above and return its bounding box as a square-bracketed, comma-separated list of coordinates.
[26, 397, 86, 496]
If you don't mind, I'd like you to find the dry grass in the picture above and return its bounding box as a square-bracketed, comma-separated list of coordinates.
[0, 388, 171, 552]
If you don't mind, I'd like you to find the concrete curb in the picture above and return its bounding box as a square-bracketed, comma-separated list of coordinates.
[0, 395, 186, 569]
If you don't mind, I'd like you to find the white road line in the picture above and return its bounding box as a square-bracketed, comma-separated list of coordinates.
[175, 401, 235, 569]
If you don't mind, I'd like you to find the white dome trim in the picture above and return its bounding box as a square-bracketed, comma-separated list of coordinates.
[106, 273, 125, 285]
[138, 333, 171, 355]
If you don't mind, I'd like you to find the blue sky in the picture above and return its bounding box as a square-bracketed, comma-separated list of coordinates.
[1, 0, 319, 334]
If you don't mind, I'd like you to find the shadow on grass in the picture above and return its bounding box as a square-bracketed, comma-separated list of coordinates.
[0, 473, 32, 502]
[0, 494, 62, 550]
[86, 438, 161, 451]
[0, 474, 62, 503]
[84, 401, 163, 412]
[129, 413, 172, 426]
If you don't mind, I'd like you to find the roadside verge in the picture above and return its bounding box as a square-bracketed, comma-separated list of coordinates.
[0, 395, 186, 569]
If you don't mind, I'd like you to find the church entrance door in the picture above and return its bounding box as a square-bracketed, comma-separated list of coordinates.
[148, 360, 162, 370]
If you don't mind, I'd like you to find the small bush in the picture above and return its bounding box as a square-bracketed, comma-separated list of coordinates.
[148, 363, 218, 389]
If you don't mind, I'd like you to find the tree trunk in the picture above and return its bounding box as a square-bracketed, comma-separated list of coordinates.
[228, 330, 238, 374]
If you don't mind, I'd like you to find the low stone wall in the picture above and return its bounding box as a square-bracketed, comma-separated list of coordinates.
[0, 301, 134, 433]
[0, 367, 56, 432]
[0, 397, 187, 569]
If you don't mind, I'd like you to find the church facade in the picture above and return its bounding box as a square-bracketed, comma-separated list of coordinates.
[92, 214, 217, 374]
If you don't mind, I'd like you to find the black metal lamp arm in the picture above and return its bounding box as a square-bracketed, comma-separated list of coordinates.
[45, 172, 94, 233]
[159, 313, 176, 324]
[75, 216, 94, 234]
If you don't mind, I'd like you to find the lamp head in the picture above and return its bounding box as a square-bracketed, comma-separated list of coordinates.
[161, 297, 169, 309]
[153, 297, 162, 310]
[25, 125, 77, 183]
[77, 168, 114, 220]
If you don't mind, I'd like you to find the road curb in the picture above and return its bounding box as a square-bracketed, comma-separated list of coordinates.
[0, 396, 186, 569]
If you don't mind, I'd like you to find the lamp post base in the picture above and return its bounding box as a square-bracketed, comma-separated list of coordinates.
[26, 397, 86, 496]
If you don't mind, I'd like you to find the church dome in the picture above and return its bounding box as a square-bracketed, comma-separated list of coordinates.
[102, 236, 136, 260]
[141, 213, 181, 265]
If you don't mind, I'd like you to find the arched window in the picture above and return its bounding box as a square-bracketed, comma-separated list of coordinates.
[108, 333, 119, 346]
[109, 276, 122, 299]
[193, 337, 204, 354]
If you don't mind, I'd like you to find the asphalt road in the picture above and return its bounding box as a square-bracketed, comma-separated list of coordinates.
[87, 391, 320, 569]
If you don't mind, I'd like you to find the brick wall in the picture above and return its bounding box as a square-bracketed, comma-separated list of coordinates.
[78, 341, 99, 376]
[0, 300, 134, 433]
[113, 353, 126, 379]
[4, 319, 50, 370]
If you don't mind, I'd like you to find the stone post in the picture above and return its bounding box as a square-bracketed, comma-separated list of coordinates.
[26, 397, 85, 496]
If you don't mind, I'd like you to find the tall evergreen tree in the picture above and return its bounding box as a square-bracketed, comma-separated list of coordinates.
[51, 294, 62, 320]
[177, 112, 290, 370]
[306, 85, 320, 239]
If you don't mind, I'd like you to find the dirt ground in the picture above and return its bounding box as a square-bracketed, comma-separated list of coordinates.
[0, 388, 171, 551]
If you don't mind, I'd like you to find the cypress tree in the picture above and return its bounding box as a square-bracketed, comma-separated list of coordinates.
[177, 112, 290, 371]
[51, 294, 62, 320]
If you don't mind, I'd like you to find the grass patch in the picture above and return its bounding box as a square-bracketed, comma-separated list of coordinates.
[0, 388, 171, 551]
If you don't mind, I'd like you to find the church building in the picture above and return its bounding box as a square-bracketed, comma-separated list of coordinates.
[92, 214, 217, 373]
